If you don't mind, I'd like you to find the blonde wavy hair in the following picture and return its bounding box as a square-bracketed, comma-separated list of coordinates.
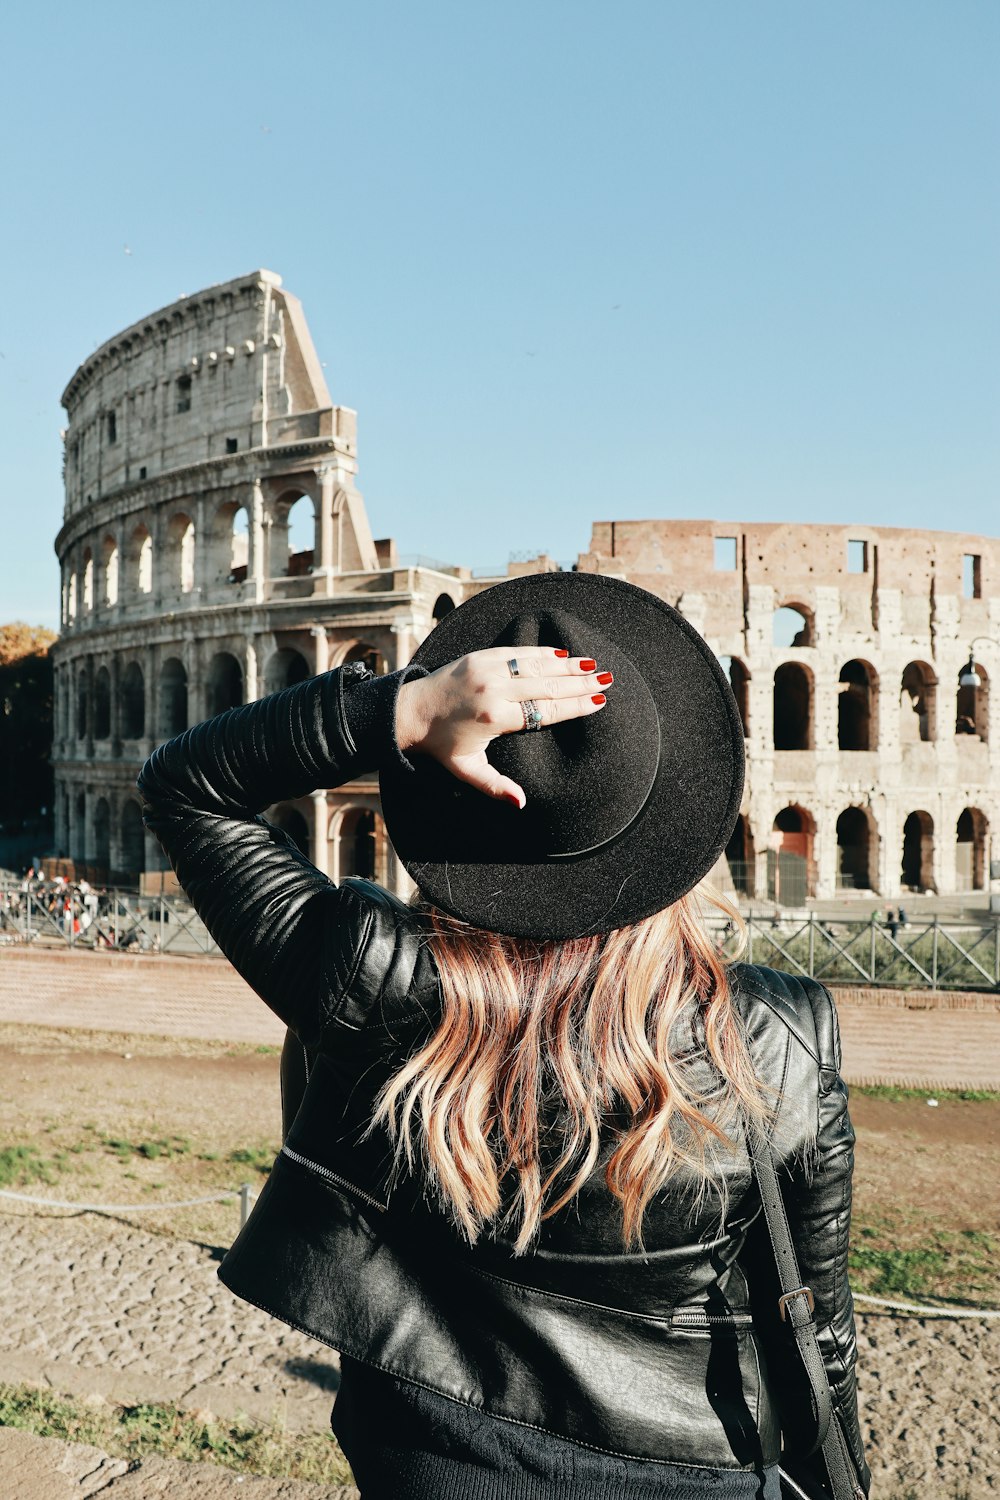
[372, 884, 770, 1254]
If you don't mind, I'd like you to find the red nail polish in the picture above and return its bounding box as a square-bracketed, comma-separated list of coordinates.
[592, 694, 606, 706]
[596, 671, 614, 686]
[554, 648, 569, 658]
[581, 659, 597, 672]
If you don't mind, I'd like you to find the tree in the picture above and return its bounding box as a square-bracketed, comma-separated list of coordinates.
[0, 622, 57, 667]
[0, 623, 56, 825]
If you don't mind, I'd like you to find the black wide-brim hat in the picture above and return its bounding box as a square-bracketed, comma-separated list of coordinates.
[380, 571, 745, 939]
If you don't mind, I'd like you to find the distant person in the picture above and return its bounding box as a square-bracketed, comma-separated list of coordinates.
[885, 908, 899, 940]
[140, 573, 869, 1499]
[897, 906, 908, 929]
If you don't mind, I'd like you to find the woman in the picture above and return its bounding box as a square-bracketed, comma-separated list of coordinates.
[139, 572, 869, 1500]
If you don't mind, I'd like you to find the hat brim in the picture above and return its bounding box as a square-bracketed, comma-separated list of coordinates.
[379, 572, 745, 939]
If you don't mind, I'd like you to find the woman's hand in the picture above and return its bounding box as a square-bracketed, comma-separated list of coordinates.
[395, 647, 612, 807]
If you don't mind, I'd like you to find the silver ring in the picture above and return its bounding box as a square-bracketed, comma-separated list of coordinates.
[521, 698, 544, 732]
[507, 658, 520, 678]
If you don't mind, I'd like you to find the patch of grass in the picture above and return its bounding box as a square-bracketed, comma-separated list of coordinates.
[852, 1083, 1000, 1103]
[226, 1145, 276, 1177]
[101, 1134, 192, 1162]
[0, 1145, 65, 1188]
[850, 1209, 1000, 1306]
[0, 1382, 354, 1484]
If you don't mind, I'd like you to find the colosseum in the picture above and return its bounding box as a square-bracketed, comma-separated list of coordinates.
[53, 270, 1000, 907]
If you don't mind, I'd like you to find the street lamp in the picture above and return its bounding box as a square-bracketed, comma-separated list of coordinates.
[958, 636, 999, 689]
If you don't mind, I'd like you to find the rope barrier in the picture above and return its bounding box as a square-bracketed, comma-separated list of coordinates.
[852, 1291, 1000, 1319]
[0, 1187, 245, 1212]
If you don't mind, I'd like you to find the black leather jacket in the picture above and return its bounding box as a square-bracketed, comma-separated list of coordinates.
[138, 663, 869, 1493]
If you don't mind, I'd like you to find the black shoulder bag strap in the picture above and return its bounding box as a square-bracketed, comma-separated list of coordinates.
[745, 1126, 866, 1500]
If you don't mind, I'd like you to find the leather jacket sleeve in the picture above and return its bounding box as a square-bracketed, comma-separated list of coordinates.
[741, 983, 871, 1495]
[136, 662, 423, 1045]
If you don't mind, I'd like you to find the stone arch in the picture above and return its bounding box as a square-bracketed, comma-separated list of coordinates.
[209, 500, 249, 583]
[205, 651, 243, 718]
[769, 805, 816, 903]
[901, 811, 936, 893]
[956, 662, 989, 742]
[102, 535, 119, 607]
[264, 648, 310, 695]
[724, 813, 755, 894]
[836, 806, 877, 892]
[76, 668, 88, 740]
[119, 799, 146, 877]
[268, 490, 316, 577]
[93, 666, 111, 740]
[120, 661, 145, 739]
[773, 663, 813, 750]
[93, 797, 111, 874]
[956, 807, 989, 891]
[159, 658, 188, 737]
[127, 523, 153, 596]
[74, 790, 86, 862]
[433, 592, 457, 620]
[271, 803, 311, 861]
[719, 656, 750, 736]
[337, 640, 389, 675]
[838, 660, 878, 751]
[166, 510, 196, 594]
[334, 807, 378, 881]
[82, 548, 94, 612]
[900, 661, 936, 744]
[773, 603, 814, 648]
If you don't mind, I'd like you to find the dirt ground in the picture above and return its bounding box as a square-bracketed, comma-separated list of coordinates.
[1, 1019, 998, 1302]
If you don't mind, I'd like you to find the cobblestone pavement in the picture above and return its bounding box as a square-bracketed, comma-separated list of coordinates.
[3, 946, 1000, 1087]
[1, 1212, 998, 1496]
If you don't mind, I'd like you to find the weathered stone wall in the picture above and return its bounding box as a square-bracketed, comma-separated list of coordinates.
[580, 520, 1000, 901]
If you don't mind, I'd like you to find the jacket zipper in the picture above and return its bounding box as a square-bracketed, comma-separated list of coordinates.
[280, 1144, 387, 1213]
[670, 1308, 753, 1330]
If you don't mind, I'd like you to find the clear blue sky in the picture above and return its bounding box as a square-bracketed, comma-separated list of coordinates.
[2, 0, 998, 630]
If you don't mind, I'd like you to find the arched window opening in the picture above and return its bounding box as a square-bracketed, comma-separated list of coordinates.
[159, 658, 188, 737]
[768, 806, 815, 905]
[433, 593, 457, 621]
[74, 792, 86, 863]
[956, 663, 989, 742]
[340, 809, 377, 881]
[900, 662, 936, 744]
[120, 800, 146, 878]
[120, 662, 145, 739]
[838, 661, 876, 751]
[343, 641, 388, 676]
[287, 496, 315, 575]
[103, 537, 119, 607]
[93, 667, 111, 740]
[719, 656, 750, 736]
[76, 671, 88, 740]
[271, 805, 311, 861]
[725, 814, 755, 895]
[205, 652, 243, 719]
[264, 648, 310, 695]
[82, 550, 94, 612]
[901, 811, 935, 893]
[956, 807, 989, 892]
[168, 512, 195, 594]
[772, 605, 813, 648]
[128, 525, 153, 595]
[67, 572, 78, 622]
[773, 663, 812, 750]
[836, 807, 875, 891]
[231, 506, 249, 580]
[94, 798, 111, 874]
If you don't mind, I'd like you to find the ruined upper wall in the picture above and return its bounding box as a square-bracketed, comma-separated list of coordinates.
[580, 519, 1000, 646]
[60, 271, 340, 518]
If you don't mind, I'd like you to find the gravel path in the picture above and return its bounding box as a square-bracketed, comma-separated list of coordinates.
[1, 1213, 997, 1496]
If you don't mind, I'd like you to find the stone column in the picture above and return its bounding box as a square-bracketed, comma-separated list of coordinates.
[391, 618, 417, 671]
[144, 645, 157, 750]
[310, 626, 329, 676]
[111, 655, 123, 757]
[328, 806, 341, 885]
[249, 480, 266, 603]
[316, 469, 337, 594]
[194, 496, 208, 598]
[84, 656, 95, 758]
[311, 792, 330, 876]
[245, 637, 259, 703]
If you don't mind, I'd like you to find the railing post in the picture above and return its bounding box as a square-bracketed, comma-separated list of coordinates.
[808, 914, 815, 977]
[995, 919, 999, 987]
[870, 913, 876, 981]
[932, 919, 939, 987]
[239, 1182, 254, 1229]
[159, 897, 165, 952]
[747, 915, 754, 965]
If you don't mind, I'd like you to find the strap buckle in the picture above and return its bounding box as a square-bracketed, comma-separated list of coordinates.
[778, 1286, 815, 1321]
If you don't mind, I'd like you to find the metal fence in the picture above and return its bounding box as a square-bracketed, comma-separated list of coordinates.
[712, 912, 1000, 991]
[0, 885, 218, 956]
